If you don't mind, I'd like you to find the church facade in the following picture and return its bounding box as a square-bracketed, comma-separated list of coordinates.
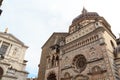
[38, 8, 120, 80]
[0, 1, 29, 80]
[0, 31, 29, 80]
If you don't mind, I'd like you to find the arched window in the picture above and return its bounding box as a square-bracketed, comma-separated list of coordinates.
[47, 73, 57, 80]
[64, 72, 70, 79]
[89, 47, 95, 52]
[92, 66, 101, 74]
[0, 67, 3, 79]
[91, 66, 105, 80]
[62, 72, 72, 80]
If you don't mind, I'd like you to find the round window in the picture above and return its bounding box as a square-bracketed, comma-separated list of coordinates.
[73, 54, 87, 73]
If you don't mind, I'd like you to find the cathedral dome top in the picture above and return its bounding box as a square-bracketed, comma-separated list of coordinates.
[72, 8, 99, 23]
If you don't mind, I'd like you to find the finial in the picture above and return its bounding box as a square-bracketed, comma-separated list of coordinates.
[4, 28, 8, 33]
[82, 7, 87, 14]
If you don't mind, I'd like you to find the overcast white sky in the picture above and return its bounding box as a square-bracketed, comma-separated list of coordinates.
[0, 0, 120, 78]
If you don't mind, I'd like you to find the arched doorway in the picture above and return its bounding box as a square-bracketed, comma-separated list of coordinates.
[47, 73, 57, 80]
[0, 67, 3, 79]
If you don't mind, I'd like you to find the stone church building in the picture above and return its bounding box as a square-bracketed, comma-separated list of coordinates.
[0, 30, 29, 80]
[0, 1, 29, 80]
[38, 8, 120, 80]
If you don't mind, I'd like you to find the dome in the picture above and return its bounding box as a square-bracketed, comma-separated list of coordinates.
[72, 8, 99, 23]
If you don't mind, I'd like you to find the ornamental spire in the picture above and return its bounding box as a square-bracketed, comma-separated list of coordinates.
[82, 7, 87, 14]
[82, 0, 87, 14]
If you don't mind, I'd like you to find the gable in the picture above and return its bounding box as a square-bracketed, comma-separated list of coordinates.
[0, 32, 27, 47]
[42, 32, 68, 48]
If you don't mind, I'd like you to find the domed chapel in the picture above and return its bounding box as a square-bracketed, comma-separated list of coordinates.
[38, 8, 120, 80]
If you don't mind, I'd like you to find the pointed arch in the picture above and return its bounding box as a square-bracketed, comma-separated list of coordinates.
[92, 66, 101, 74]
[62, 72, 72, 80]
[47, 71, 57, 80]
[64, 72, 70, 78]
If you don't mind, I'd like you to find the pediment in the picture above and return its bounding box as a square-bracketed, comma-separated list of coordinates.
[0, 32, 24, 45]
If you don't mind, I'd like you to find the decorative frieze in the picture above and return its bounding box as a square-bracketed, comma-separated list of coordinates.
[64, 35, 99, 53]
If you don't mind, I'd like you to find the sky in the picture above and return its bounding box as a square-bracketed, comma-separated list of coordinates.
[0, 0, 120, 78]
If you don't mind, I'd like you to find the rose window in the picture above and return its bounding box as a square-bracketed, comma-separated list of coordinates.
[73, 54, 87, 73]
